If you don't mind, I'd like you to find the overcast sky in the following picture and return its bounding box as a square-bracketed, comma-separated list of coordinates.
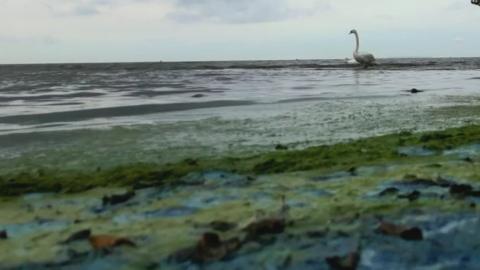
[1, 0, 479, 63]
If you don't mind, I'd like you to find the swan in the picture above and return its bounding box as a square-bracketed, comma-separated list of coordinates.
[349, 29, 376, 68]
[344, 58, 357, 64]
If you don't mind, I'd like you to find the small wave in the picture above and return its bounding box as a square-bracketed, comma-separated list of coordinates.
[292, 86, 316, 90]
[1, 58, 479, 72]
[33, 123, 68, 128]
[124, 89, 224, 97]
[193, 73, 227, 77]
[47, 102, 84, 106]
[277, 94, 395, 104]
[108, 83, 187, 91]
[215, 77, 235, 82]
[0, 100, 255, 125]
[0, 92, 104, 102]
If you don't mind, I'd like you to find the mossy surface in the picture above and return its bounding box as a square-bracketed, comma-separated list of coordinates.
[2, 125, 480, 197]
[1, 151, 480, 268]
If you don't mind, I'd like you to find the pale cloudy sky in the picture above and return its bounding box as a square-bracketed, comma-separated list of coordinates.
[0, 0, 479, 63]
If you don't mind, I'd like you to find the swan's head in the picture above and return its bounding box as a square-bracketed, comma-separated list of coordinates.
[349, 29, 357, 35]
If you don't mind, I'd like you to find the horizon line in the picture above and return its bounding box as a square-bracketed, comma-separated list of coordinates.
[1, 56, 479, 66]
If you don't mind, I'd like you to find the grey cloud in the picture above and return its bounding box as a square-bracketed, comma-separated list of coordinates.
[43, 0, 123, 17]
[71, 5, 100, 16]
[0, 35, 59, 45]
[42, 0, 328, 21]
[168, 0, 328, 24]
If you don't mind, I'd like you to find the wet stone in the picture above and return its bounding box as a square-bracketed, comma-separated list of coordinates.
[377, 221, 423, 241]
[400, 227, 423, 241]
[449, 184, 480, 198]
[405, 88, 424, 94]
[184, 193, 239, 209]
[62, 229, 91, 244]
[398, 190, 421, 202]
[347, 167, 357, 176]
[182, 171, 252, 187]
[210, 221, 237, 232]
[7, 250, 92, 270]
[326, 251, 360, 270]
[399, 175, 443, 187]
[3, 218, 71, 238]
[298, 188, 332, 198]
[426, 163, 443, 168]
[444, 144, 480, 159]
[311, 171, 352, 182]
[143, 206, 198, 218]
[306, 229, 329, 239]
[170, 232, 241, 264]
[378, 187, 399, 197]
[102, 191, 136, 206]
[373, 175, 461, 199]
[420, 133, 452, 143]
[275, 144, 288, 151]
[113, 206, 198, 225]
[397, 146, 435, 157]
[450, 184, 473, 196]
[245, 218, 286, 241]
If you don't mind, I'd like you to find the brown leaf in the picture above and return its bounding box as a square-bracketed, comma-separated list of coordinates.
[89, 235, 136, 250]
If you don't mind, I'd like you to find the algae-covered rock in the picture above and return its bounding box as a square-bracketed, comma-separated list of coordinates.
[181, 171, 252, 187]
[102, 191, 136, 206]
[61, 229, 91, 244]
[376, 221, 423, 241]
[244, 218, 286, 241]
[4, 125, 480, 196]
[326, 250, 360, 270]
[209, 221, 237, 232]
[170, 232, 241, 264]
[3, 126, 480, 268]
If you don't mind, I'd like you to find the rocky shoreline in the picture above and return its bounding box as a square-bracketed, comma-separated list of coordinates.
[1, 125, 480, 269]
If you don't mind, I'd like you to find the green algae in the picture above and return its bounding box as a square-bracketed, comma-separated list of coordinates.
[1, 149, 480, 267]
[2, 124, 480, 197]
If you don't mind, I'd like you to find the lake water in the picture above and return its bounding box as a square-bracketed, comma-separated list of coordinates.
[1, 58, 479, 171]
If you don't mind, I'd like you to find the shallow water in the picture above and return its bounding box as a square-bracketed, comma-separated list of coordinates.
[1, 58, 480, 134]
[1, 58, 480, 172]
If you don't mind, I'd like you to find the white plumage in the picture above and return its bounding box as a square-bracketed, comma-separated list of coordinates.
[349, 29, 376, 68]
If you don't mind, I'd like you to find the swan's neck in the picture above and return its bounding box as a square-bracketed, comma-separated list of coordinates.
[353, 32, 360, 53]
